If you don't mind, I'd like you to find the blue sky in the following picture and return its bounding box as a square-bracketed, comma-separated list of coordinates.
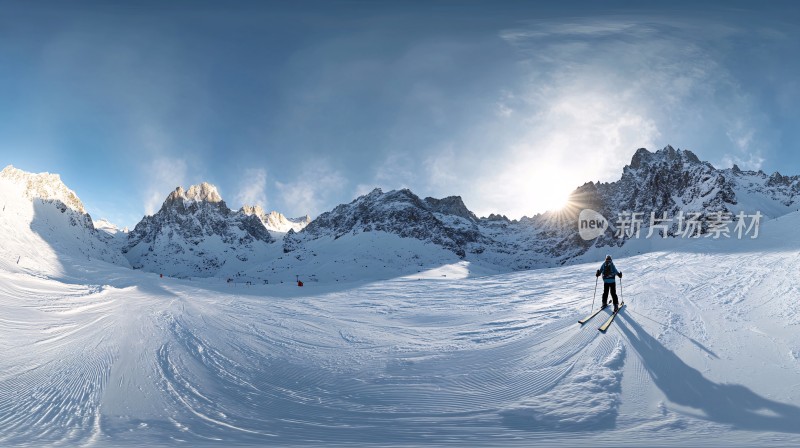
[1, 1, 799, 228]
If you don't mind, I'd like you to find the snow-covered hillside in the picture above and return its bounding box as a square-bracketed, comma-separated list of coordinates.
[2, 211, 800, 446]
[0, 165, 129, 274]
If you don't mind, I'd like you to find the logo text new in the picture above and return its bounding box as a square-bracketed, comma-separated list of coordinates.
[580, 219, 606, 230]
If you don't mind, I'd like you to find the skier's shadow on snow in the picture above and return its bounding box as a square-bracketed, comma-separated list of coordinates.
[617, 313, 800, 433]
[625, 308, 719, 359]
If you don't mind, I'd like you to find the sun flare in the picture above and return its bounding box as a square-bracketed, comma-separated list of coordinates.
[526, 169, 582, 215]
[541, 192, 571, 212]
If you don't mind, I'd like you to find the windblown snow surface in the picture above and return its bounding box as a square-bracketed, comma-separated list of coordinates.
[4, 212, 800, 446]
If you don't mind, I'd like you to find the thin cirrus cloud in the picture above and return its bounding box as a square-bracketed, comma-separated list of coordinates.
[143, 156, 188, 216]
[234, 168, 269, 210]
[274, 160, 347, 219]
[285, 15, 778, 220]
[415, 16, 775, 219]
[495, 17, 774, 175]
[3, 4, 796, 227]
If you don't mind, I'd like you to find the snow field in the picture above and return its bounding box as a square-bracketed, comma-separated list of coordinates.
[4, 193, 800, 446]
[3, 236, 800, 447]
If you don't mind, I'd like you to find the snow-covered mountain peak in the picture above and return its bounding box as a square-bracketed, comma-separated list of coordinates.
[0, 165, 87, 214]
[627, 145, 703, 171]
[424, 195, 478, 222]
[284, 187, 489, 258]
[125, 183, 276, 277]
[766, 171, 794, 187]
[186, 182, 223, 203]
[163, 182, 224, 210]
[0, 166, 129, 270]
[239, 204, 265, 217]
[164, 186, 185, 204]
[239, 205, 311, 233]
[94, 218, 127, 235]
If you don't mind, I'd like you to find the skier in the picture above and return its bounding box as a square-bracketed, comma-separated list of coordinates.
[595, 255, 622, 312]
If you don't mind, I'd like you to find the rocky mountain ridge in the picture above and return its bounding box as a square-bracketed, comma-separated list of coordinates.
[283, 188, 487, 258]
[5, 145, 798, 279]
[122, 183, 279, 277]
[1, 165, 89, 216]
[0, 165, 128, 267]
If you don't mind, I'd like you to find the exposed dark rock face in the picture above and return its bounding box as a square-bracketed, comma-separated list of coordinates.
[285, 145, 800, 269]
[284, 188, 488, 258]
[124, 183, 275, 277]
[110, 145, 800, 275]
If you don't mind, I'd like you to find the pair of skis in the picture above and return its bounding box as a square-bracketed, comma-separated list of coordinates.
[578, 302, 625, 332]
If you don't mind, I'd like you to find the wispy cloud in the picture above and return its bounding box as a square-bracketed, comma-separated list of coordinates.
[722, 119, 764, 170]
[499, 20, 658, 42]
[235, 168, 268, 209]
[275, 160, 346, 218]
[373, 152, 418, 190]
[353, 183, 378, 197]
[143, 156, 187, 215]
[719, 153, 765, 171]
[424, 144, 459, 192]
[467, 88, 661, 218]
[447, 16, 771, 217]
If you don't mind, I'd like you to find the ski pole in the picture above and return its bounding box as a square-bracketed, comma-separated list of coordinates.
[591, 276, 598, 313]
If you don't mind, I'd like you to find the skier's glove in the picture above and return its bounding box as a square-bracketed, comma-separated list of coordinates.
[596, 270, 601, 277]
[618, 272, 623, 278]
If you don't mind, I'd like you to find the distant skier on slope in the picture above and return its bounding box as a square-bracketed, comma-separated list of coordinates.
[596, 255, 622, 312]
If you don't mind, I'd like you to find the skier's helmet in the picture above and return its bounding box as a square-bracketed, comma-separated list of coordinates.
[605, 254, 612, 260]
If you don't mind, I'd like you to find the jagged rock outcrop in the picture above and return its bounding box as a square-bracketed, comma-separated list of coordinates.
[517, 145, 800, 263]
[124, 183, 276, 277]
[1, 165, 87, 214]
[281, 146, 800, 270]
[8, 144, 799, 278]
[284, 188, 488, 258]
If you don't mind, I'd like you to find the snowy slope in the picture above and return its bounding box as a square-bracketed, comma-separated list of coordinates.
[3, 211, 800, 446]
[0, 166, 129, 275]
[248, 230, 482, 285]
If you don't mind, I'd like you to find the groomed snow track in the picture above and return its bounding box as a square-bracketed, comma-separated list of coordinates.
[3, 242, 800, 447]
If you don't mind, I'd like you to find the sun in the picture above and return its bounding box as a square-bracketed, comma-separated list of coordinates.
[541, 191, 572, 212]
[528, 172, 577, 213]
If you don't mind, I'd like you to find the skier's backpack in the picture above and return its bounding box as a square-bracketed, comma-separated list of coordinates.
[603, 262, 612, 278]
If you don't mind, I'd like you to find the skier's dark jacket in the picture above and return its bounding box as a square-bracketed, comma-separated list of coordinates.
[597, 261, 619, 284]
